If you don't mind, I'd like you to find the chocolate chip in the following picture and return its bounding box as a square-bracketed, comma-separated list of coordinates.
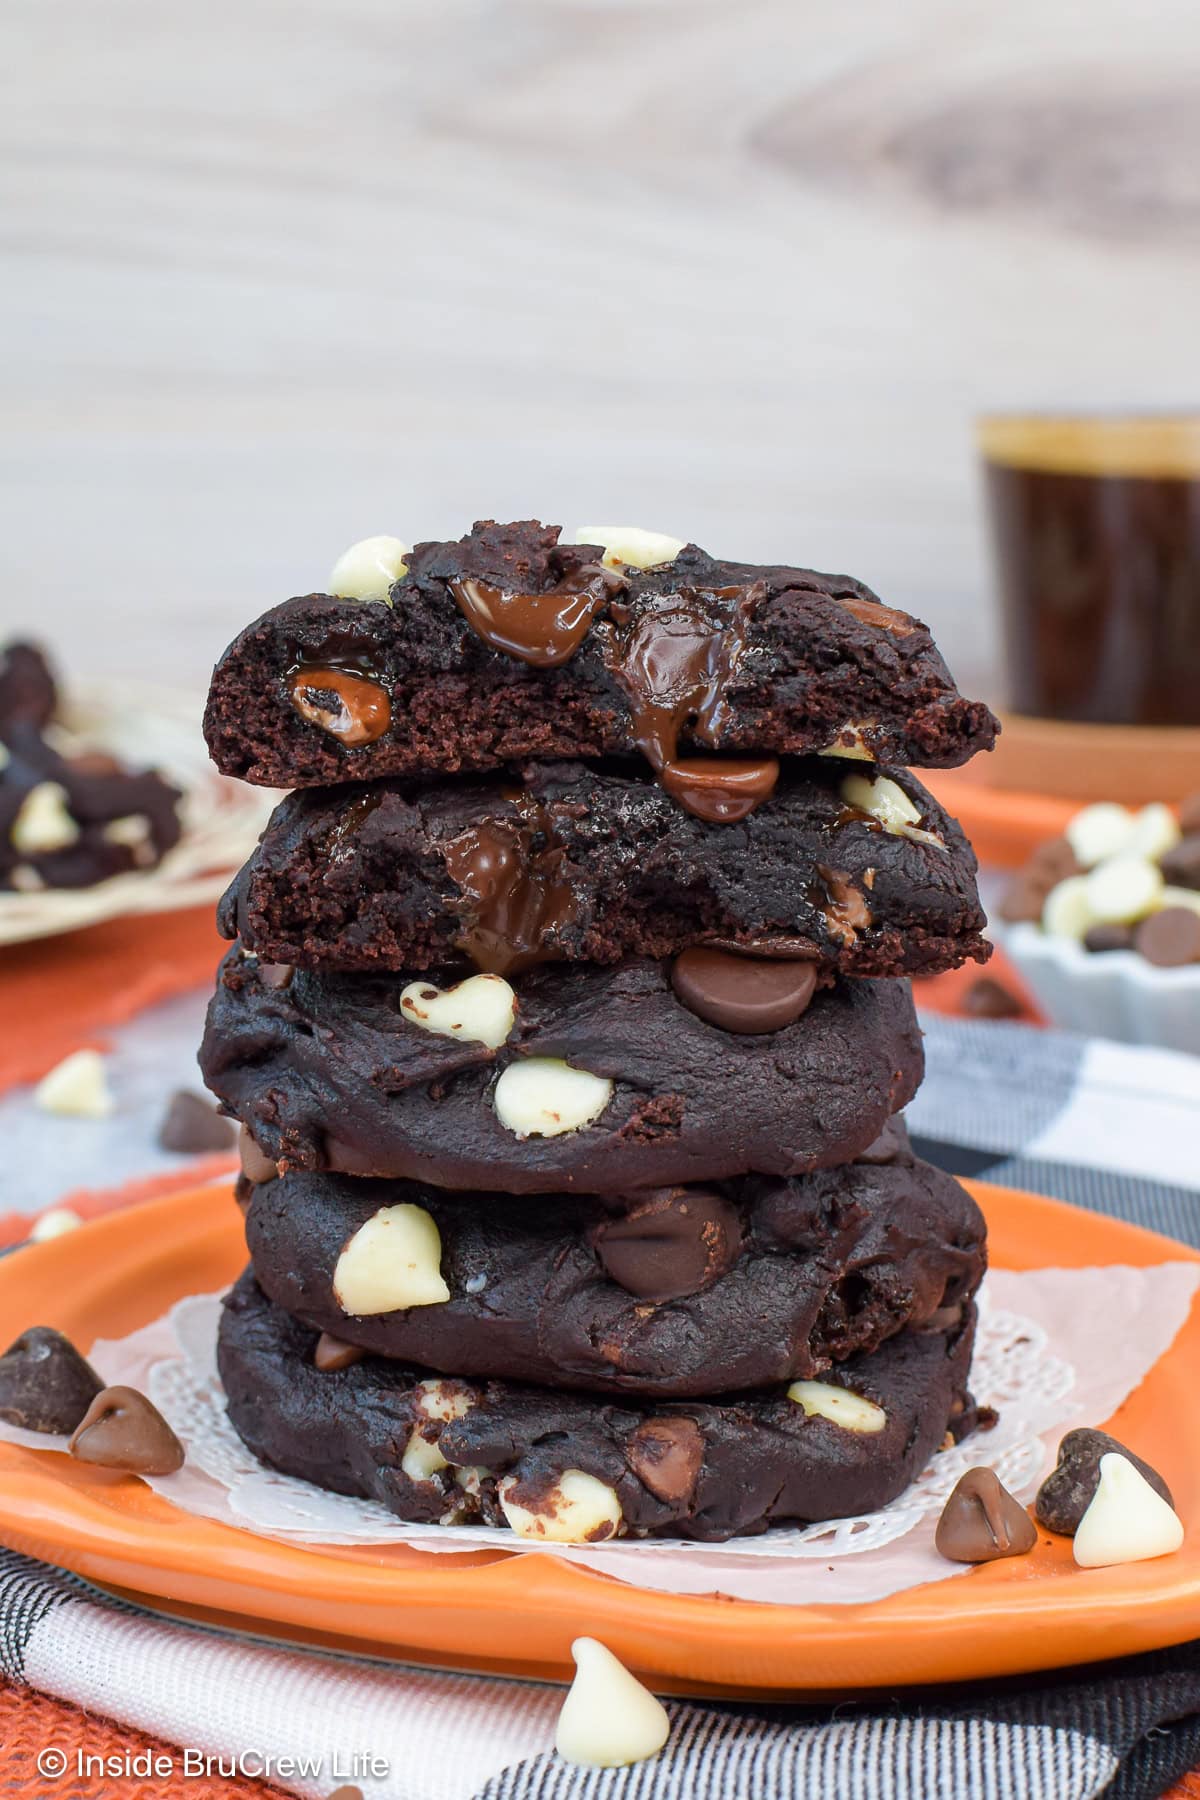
[591, 1190, 743, 1301]
[670, 946, 817, 1035]
[1135, 906, 1200, 967]
[627, 1416, 703, 1505]
[1035, 1428, 1172, 1535]
[258, 962, 295, 989]
[68, 1385, 185, 1474]
[1028, 836, 1082, 883]
[288, 666, 391, 746]
[157, 1090, 237, 1155]
[855, 1116, 911, 1165]
[659, 756, 779, 824]
[314, 1332, 365, 1373]
[0, 1326, 104, 1434]
[961, 976, 1023, 1019]
[935, 1466, 1037, 1563]
[1160, 835, 1200, 891]
[998, 879, 1047, 924]
[1000, 837, 1082, 924]
[239, 1122, 279, 1185]
[1083, 922, 1136, 954]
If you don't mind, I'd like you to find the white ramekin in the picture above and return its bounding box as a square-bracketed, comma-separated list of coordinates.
[999, 922, 1200, 1053]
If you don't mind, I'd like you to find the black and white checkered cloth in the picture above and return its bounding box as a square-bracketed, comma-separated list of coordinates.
[3, 1013, 1199, 1800]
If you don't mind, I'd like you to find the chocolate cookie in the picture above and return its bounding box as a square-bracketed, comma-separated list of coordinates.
[200, 949, 924, 1193]
[203, 521, 998, 791]
[241, 1151, 985, 1397]
[218, 1270, 979, 1541]
[0, 642, 182, 891]
[218, 759, 988, 980]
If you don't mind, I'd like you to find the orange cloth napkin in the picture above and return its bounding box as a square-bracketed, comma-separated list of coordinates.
[0, 907, 226, 1094]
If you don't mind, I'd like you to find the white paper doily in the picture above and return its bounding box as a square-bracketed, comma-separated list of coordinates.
[4, 1262, 1197, 1607]
[0, 679, 278, 946]
[144, 1290, 1068, 1562]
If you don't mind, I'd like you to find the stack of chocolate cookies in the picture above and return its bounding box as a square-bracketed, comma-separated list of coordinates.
[200, 520, 998, 1543]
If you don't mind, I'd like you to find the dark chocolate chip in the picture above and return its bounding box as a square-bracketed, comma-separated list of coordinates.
[1160, 835, 1200, 891]
[314, 1332, 365, 1373]
[157, 1090, 237, 1155]
[591, 1189, 743, 1301]
[855, 1116, 911, 1165]
[0, 1326, 104, 1434]
[1035, 1427, 1172, 1535]
[1134, 906, 1200, 967]
[670, 946, 817, 1035]
[68, 1385, 185, 1474]
[961, 976, 1023, 1019]
[1083, 922, 1136, 954]
[239, 1123, 279, 1185]
[935, 1466, 1037, 1563]
[627, 1416, 704, 1504]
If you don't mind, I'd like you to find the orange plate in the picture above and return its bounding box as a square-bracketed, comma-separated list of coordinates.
[0, 1181, 1197, 1696]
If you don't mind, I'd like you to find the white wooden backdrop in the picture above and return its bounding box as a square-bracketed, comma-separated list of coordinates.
[3, 0, 1199, 701]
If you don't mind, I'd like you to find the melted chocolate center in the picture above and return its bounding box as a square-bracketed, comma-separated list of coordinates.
[449, 564, 620, 668]
[288, 666, 391, 747]
[442, 795, 579, 974]
[599, 585, 776, 821]
[449, 557, 776, 824]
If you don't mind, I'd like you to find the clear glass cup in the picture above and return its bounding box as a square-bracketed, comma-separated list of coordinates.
[979, 414, 1200, 726]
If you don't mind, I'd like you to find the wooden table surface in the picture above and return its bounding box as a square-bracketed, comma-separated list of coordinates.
[4, 0, 1199, 701]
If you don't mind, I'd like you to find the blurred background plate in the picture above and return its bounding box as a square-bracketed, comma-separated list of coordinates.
[0, 681, 276, 947]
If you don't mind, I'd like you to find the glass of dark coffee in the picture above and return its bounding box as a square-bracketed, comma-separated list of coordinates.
[980, 415, 1200, 726]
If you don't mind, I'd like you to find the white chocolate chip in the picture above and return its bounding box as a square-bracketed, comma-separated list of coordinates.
[787, 1379, 887, 1433]
[328, 534, 410, 603]
[1065, 803, 1135, 869]
[1041, 874, 1096, 940]
[575, 525, 685, 571]
[818, 723, 877, 761]
[1084, 855, 1163, 925]
[101, 814, 151, 848]
[413, 1377, 474, 1423]
[11, 782, 79, 855]
[401, 1428, 449, 1483]
[493, 1058, 613, 1139]
[1161, 886, 1200, 917]
[499, 1469, 623, 1542]
[839, 772, 945, 851]
[9, 865, 44, 892]
[34, 1049, 114, 1119]
[29, 1207, 83, 1242]
[332, 1204, 451, 1315]
[1126, 803, 1182, 864]
[555, 1637, 671, 1769]
[841, 771, 920, 830]
[1073, 1452, 1184, 1568]
[455, 1465, 488, 1496]
[400, 973, 516, 1050]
